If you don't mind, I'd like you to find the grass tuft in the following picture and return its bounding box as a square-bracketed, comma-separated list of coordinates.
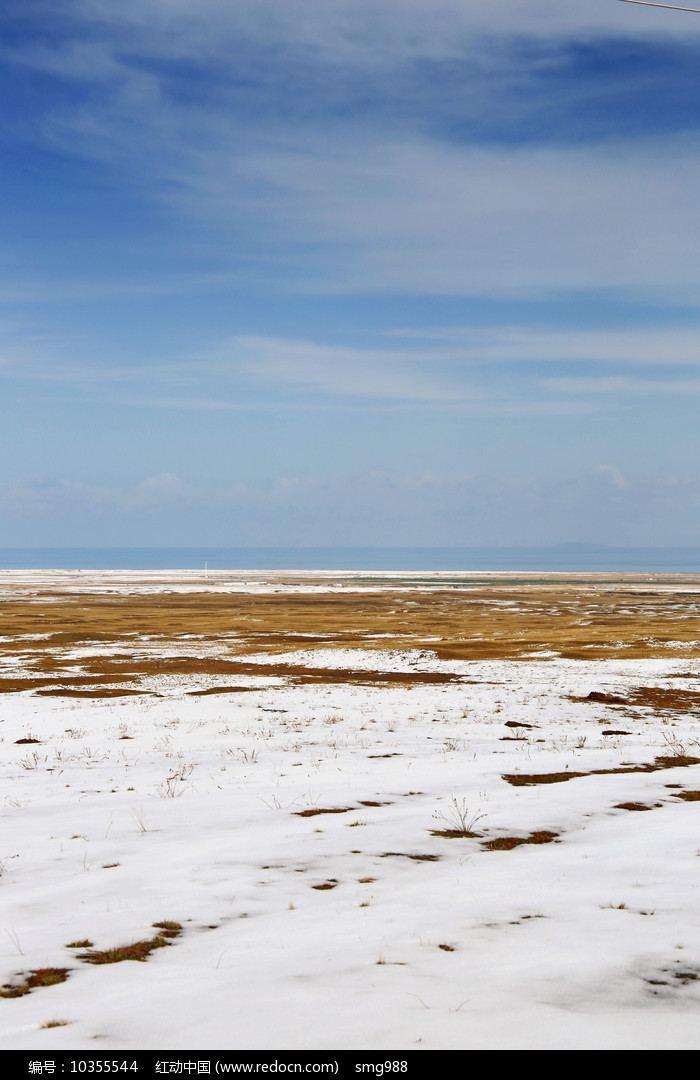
[79, 936, 169, 964]
[1, 969, 70, 998]
[431, 797, 485, 838]
[77, 921, 183, 963]
[152, 921, 182, 939]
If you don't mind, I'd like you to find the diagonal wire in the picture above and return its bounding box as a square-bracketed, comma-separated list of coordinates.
[617, 1, 700, 12]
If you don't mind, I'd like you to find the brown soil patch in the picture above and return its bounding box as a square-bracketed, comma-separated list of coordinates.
[503, 755, 700, 787]
[673, 790, 700, 801]
[482, 831, 559, 851]
[380, 852, 440, 862]
[294, 807, 355, 817]
[312, 880, 338, 890]
[0, 674, 138, 693]
[614, 802, 654, 811]
[0, 659, 465, 695]
[628, 687, 700, 713]
[503, 770, 589, 786]
[35, 687, 154, 698]
[430, 829, 482, 839]
[187, 686, 259, 695]
[575, 687, 700, 715]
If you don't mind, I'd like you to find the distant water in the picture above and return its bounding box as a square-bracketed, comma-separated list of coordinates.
[2, 547, 700, 572]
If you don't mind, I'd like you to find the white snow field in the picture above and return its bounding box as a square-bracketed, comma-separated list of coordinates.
[1, 572, 700, 1050]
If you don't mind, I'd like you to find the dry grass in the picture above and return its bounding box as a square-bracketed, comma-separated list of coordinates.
[481, 831, 559, 851]
[0, 969, 70, 998]
[79, 938, 167, 964]
[77, 921, 182, 964]
[152, 921, 183, 938]
[1, 580, 699, 701]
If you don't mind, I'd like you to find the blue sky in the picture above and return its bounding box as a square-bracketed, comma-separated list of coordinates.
[3, 0, 700, 547]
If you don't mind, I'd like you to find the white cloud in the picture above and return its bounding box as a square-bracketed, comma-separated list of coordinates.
[0, 473, 195, 515]
[540, 377, 700, 394]
[8, 3, 700, 302]
[593, 464, 631, 489]
[226, 136, 700, 297]
[52, 1, 700, 66]
[39, 124, 700, 299]
[8, 321, 700, 411]
[225, 335, 480, 400]
[386, 326, 700, 364]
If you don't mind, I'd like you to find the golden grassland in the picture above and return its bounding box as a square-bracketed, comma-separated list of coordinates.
[0, 574, 698, 696]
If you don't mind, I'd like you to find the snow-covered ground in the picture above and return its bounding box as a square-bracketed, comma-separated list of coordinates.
[2, 638, 700, 1051]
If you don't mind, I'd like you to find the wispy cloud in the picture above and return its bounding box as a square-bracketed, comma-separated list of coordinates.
[6, 323, 700, 411]
[540, 377, 700, 394]
[6, 2, 700, 302]
[221, 335, 480, 401]
[593, 464, 630, 489]
[21, 1, 700, 69]
[385, 325, 700, 364]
